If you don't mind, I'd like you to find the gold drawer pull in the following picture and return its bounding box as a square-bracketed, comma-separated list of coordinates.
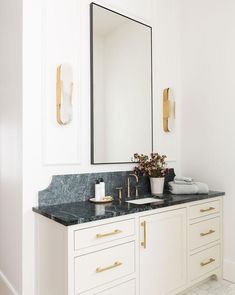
[200, 258, 215, 267]
[141, 221, 147, 249]
[96, 229, 122, 239]
[200, 207, 215, 213]
[96, 261, 122, 273]
[200, 229, 215, 237]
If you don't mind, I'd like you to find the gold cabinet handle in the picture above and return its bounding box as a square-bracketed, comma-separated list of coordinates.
[200, 229, 215, 237]
[200, 258, 215, 267]
[96, 229, 122, 239]
[200, 207, 215, 213]
[96, 261, 122, 273]
[141, 221, 147, 249]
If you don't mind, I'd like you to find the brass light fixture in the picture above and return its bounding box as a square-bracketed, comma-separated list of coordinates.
[163, 88, 175, 132]
[56, 64, 73, 125]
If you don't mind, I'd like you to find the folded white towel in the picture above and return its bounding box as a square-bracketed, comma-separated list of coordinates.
[169, 181, 209, 195]
[174, 176, 193, 182]
[174, 180, 194, 185]
[195, 182, 209, 194]
[169, 182, 198, 194]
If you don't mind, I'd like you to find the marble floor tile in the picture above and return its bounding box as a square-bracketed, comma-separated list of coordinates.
[183, 279, 235, 295]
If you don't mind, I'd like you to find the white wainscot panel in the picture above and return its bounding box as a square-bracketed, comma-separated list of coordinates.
[42, 0, 80, 165]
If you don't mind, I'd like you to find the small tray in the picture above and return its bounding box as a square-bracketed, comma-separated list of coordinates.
[89, 196, 113, 204]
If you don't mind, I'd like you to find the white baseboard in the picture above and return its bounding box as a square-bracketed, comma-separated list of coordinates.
[224, 259, 235, 283]
[0, 270, 18, 295]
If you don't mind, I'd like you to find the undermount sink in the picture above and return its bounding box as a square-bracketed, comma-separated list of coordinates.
[126, 197, 164, 205]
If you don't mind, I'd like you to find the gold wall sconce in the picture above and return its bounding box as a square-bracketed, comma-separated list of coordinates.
[56, 64, 73, 125]
[163, 88, 175, 132]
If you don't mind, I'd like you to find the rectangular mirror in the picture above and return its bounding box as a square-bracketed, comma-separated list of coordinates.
[90, 3, 153, 164]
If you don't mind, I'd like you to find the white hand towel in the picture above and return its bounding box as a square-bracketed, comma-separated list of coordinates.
[174, 180, 194, 185]
[169, 181, 209, 195]
[169, 182, 198, 194]
[195, 182, 209, 194]
[174, 176, 193, 182]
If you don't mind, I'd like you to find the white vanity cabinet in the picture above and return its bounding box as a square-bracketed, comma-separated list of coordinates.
[188, 199, 223, 283]
[36, 216, 137, 295]
[139, 208, 187, 295]
[35, 196, 223, 295]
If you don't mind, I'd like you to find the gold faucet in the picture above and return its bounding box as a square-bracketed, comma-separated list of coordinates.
[116, 187, 123, 201]
[127, 174, 139, 198]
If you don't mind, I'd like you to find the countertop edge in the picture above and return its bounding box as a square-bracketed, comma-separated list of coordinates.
[33, 191, 225, 226]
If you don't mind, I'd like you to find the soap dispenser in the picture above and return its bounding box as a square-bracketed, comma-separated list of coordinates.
[99, 178, 105, 199]
[95, 179, 101, 201]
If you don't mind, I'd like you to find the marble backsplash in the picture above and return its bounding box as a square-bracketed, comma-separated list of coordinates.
[38, 171, 151, 207]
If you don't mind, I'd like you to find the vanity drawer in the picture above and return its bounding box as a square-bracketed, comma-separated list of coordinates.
[190, 217, 220, 250]
[74, 242, 135, 294]
[74, 219, 135, 250]
[95, 280, 135, 295]
[189, 200, 220, 219]
[189, 244, 220, 281]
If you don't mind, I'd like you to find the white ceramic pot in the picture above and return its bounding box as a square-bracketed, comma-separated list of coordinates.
[150, 177, 165, 195]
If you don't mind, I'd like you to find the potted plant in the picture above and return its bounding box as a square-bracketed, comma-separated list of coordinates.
[133, 152, 167, 195]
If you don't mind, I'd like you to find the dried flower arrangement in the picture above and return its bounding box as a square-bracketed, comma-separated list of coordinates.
[133, 152, 167, 178]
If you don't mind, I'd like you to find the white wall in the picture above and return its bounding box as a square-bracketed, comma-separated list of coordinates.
[0, 0, 22, 294]
[22, 0, 181, 293]
[39, 0, 181, 170]
[180, 0, 235, 282]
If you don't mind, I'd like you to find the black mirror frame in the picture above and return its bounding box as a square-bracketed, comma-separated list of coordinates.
[90, 2, 153, 165]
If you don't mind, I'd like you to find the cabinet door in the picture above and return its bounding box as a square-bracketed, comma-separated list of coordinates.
[140, 208, 187, 295]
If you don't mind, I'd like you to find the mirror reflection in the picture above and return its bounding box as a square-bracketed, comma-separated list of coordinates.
[91, 3, 153, 164]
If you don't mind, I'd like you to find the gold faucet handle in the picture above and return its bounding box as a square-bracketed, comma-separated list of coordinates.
[129, 173, 139, 183]
[116, 187, 123, 200]
[135, 184, 139, 197]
